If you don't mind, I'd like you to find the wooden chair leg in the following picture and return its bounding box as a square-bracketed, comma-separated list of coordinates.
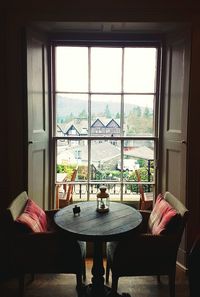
[168, 270, 176, 297]
[111, 275, 119, 294]
[30, 273, 34, 282]
[105, 260, 110, 283]
[25, 273, 35, 286]
[19, 274, 25, 297]
[82, 260, 86, 282]
[157, 275, 161, 283]
[76, 273, 83, 291]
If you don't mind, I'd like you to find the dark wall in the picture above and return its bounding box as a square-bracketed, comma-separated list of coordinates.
[0, 12, 9, 210]
[1, 13, 27, 209]
[186, 24, 200, 251]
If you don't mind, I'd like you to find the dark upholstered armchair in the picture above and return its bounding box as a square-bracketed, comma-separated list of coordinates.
[4, 191, 86, 296]
[188, 233, 200, 297]
[106, 191, 189, 297]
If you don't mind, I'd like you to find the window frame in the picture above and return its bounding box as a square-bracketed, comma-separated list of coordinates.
[51, 34, 162, 203]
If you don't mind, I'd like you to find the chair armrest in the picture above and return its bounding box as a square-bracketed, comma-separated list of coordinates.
[115, 233, 179, 259]
[45, 209, 59, 218]
[137, 233, 178, 248]
[139, 210, 151, 233]
[139, 210, 151, 219]
[15, 231, 58, 241]
[45, 209, 59, 231]
[13, 230, 70, 251]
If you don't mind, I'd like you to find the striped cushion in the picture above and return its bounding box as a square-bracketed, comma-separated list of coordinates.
[16, 199, 47, 232]
[148, 194, 178, 235]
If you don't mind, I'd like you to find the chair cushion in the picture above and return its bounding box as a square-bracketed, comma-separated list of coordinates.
[16, 199, 47, 232]
[148, 194, 178, 235]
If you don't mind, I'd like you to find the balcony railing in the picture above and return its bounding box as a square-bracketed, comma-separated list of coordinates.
[55, 181, 154, 209]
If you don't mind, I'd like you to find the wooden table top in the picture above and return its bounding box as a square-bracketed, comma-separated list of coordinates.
[54, 201, 142, 241]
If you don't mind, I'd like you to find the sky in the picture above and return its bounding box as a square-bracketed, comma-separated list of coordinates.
[55, 46, 157, 109]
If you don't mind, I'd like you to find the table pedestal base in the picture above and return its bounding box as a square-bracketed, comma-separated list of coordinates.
[77, 284, 131, 297]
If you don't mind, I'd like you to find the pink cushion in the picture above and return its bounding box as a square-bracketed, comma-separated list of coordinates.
[148, 194, 178, 235]
[16, 199, 47, 232]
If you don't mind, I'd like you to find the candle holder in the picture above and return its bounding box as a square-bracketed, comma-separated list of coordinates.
[96, 185, 109, 213]
[73, 205, 81, 216]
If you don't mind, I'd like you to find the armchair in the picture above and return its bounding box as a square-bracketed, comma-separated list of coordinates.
[4, 191, 86, 296]
[188, 233, 200, 297]
[106, 191, 189, 297]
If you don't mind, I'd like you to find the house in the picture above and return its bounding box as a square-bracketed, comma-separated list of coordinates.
[57, 117, 120, 137]
[57, 119, 88, 137]
[91, 118, 120, 136]
[1, 0, 200, 275]
[57, 117, 120, 147]
[57, 141, 120, 170]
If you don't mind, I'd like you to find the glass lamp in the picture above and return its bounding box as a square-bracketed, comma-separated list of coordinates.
[96, 185, 110, 213]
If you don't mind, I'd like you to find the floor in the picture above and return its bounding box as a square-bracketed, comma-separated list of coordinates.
[0, 259, 190, 297]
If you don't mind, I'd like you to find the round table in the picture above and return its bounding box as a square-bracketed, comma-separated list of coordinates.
[54, 201, 142, 297]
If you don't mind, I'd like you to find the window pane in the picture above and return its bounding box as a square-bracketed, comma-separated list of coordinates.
[124, 48, 157, 93]
[91, 47, 122, 92]
[56, 139, 88, 182]
[56, 139, 88, 202]
[124, 95, 154, 136]
[123, 140, 154, 183]
[56, 93, 88, 136]
[54, 45, 158, 203]
[90, 140, 121, 182]
[91, 95, 121, 136]
[55, 47, 88, 92]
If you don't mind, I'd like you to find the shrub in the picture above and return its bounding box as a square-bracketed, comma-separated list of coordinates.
[56, 164, 77, 179]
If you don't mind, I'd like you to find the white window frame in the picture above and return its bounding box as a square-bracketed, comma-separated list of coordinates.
[52, 38, 162, 203]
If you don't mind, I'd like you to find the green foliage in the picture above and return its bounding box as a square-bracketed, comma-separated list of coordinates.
[133, 106, 142, 117]
[77, 165, 88, 180]
[93, 169, 121, 181]
[57, 163, 154, 193]
[126, 105, 153, 136]
[78, 109, 87, 119]
[104, 104, 112, 118]
[56, 164, 65, 173]
[115, 112, 120, 119]
[144, 106, 150, 117]
[56, 164, 76, 179]
[127, 166, 153, 192]
[137, 159, 147, 167]
[94, 166, 153, 182]
[57, 112, 75, 124]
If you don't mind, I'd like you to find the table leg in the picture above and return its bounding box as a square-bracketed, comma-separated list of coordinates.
[78, 240, 131, 297]
[91, 240, 105, 294]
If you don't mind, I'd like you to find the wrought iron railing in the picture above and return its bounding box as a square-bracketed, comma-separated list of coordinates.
[56, 181, 154, 203]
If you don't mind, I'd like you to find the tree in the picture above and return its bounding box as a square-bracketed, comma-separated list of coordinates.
[115, 112, 120, 119]
[144, 107, 150, 118]
[78, 109, 87, 119]
[104, 104, 112, 118]
[69, 112, 74, 121]
[132, 106, 142, 117]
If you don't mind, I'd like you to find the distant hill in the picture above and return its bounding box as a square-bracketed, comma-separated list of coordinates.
[56, 95, 153, 119]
